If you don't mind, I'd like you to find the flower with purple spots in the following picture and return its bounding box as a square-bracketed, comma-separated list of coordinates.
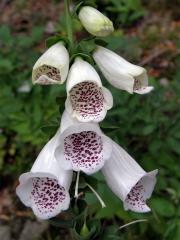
[55, 111, 112, 175]
[93, 46, 154, 94]
[16, 129, 72, 220]
[65, 57, 113, 123]
[32, 42, 69, 85]
[102, 140, 158, 213]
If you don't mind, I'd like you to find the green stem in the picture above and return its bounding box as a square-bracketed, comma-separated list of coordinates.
[64, 0, 73, 45]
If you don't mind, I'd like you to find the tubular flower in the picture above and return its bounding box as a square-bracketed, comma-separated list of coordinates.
[55, 111, 112, 175]
[93, 46, 154, 94]
[16, 129, 73, 220]
[65, 58, 113, 123]
[32, 42, 69, 85]
[78, 6, 114, 37]
[102, 140, 158, 213]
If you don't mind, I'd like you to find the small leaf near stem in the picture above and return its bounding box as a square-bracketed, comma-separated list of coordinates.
[64, 0, 73, 45]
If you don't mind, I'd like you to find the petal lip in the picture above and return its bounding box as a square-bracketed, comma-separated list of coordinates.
[134, 86, 154, 94]
[16, 171, 71, 220]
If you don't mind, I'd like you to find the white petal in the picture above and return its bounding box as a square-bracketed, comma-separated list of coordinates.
[32, 42, 69, 85]
[93, 46, 149, 93]
[16, 128, 73, 219]
[102, 139, 158, 212]
[55, 122, 112, 175]
[79, 6, 114, 37]
[102, 86, 113, 110]
[134, 86, 154, 94]
[66, 58, 102, 94]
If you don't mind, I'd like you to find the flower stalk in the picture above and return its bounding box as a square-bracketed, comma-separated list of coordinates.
[64, 0, 73, 45]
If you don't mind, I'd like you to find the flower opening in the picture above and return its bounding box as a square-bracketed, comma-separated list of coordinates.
[64, 131, 103, 172]
[31, 177, 66, 215]
[33, 65, 61, 85]
[69, 81, 104, 121]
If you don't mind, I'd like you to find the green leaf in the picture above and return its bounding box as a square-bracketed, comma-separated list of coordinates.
[150, 198, 176, 217]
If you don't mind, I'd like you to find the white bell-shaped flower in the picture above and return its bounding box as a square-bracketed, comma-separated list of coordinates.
[55, 111, 112, 175]
[79, 6, 114, 37]
[102, 140, 158, 213]
[16, 129, 73, 220]
[65, 57, 113, 123]
[93, 46, 154, 94]
[32, 42, 69, 85]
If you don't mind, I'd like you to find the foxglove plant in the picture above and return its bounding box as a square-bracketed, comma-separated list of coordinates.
[16, 0, 158, 232]
[93, 45, 154, 94]
[32, 42, 69, 85]
[16, 129, 72, 220]
[65, 57, 113, 122]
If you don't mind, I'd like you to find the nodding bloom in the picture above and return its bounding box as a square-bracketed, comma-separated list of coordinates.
[78, 6, 114, 37]
[65, 57, 113, 123]
[102, 140, 158, 213]
[93, 46, 154, 94]
[16, 129, 73, 220]
[55, 111, 112, 175]
[32, 42, 69, 85]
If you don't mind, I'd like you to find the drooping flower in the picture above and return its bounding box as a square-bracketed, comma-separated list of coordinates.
[78, 6, 114, 37]
[93, 45, 154, 94]
[102, 140, 158, 213]
[65, 57, 113, 123]
[55, 111, 112, 175]
[32, 42, 69, 85]
[16, 129, 73, 220]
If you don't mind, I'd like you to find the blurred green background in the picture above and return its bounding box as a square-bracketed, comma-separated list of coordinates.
[0, 0, 179, 239]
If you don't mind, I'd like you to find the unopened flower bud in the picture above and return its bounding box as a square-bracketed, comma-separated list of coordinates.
[79, 6, 114, 37]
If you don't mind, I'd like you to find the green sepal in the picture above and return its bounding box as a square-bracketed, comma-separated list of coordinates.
[70, 52, 94, 66]
[94, 38, 109, 47]
[45, 35, 71, 50]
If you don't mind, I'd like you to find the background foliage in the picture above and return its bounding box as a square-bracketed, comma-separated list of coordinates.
[0, 0, 179, 239]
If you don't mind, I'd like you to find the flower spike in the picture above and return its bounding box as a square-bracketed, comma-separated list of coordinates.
[93, 46, 154, 94]
[32, 42, 69, 85]
[65, 57, 113, 123]
[102, 140, 158, 213]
